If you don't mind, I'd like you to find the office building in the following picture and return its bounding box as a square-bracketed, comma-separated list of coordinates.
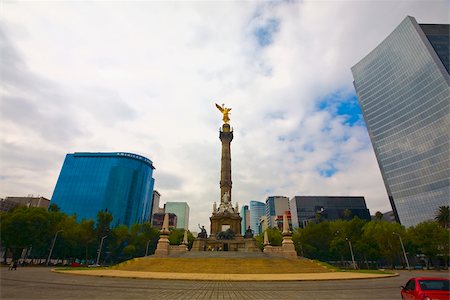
[249, 200, 265, 235]
[240, 205, 250, 234]
[0, 196, 50, 212]
[151, 212, 177, 229]
[258, 215, 268, 234]
[290, 196, 371, 228]
[51, 152, 155, 227]
[265, 196, 290, 228]
[150, 190, 161, 223]
[274, 210, 293, 231]
[164, 202, 189, 230]
[381, 211, 397, 223]
[352, 16, 449, 227]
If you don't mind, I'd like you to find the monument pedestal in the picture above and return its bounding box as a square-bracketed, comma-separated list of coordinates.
[154, 233, 170, 257]
[281, 234, 297, 258]
[191, 235, 259, 252]
[210, 211, 242, 237]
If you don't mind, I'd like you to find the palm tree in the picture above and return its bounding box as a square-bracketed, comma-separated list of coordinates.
[374, 211, 383, 221]
[434, 206, 449, 229]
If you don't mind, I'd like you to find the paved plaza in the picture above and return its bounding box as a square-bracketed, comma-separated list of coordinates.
[2, 267, 449, 299]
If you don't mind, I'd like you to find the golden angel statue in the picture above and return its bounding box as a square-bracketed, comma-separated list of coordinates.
[215, 103, 231, 124]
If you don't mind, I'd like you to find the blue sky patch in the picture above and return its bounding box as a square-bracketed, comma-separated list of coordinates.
[317, 91, 365, 127]
[317, 163, 338, 177]
[254, 18, 280, 47]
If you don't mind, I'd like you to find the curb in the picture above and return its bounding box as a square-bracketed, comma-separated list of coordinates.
[53, 269, 399, 281]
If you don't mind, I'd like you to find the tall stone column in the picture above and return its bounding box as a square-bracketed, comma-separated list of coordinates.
[219, 123, 233, 202]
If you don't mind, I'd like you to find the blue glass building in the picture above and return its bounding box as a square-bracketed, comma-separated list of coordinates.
[164, 202, 190, 230]
[249, 201, 265, 235]
[240, 205, 250, 234]
[352, 16, 449, 227]
[289, 196, 371, 228]
[51, 152, 155, 227]
[265, 196, 290, 228]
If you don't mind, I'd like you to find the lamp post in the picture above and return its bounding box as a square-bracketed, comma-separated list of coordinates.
[96, 235, 107, 266]
[346, 238, 357, 270]
[46, 230, 64, 266]
[145, 239, 152, 256]
[393, 232, 410, 270]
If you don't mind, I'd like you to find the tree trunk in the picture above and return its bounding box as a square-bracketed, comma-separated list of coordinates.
[364, 253, 369, 269]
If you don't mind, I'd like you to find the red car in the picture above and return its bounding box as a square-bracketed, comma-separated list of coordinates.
[401, 277, 450, 300]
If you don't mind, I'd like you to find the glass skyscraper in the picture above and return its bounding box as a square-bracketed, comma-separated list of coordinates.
[51, 152, 155, 227]
[289, 196, 371, 229]
[265, 196, 290, 228]
[352, 16, 449, 227]
[164, 202, 189, 230]
[240, 205, 250, 234]
[249, 200, 265, 235]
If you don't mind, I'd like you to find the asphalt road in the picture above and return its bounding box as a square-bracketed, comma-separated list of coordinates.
[1, 267, 449, 300]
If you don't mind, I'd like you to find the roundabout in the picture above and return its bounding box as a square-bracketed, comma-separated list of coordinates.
[53, 252, 397, 281]
[2, 267, 448, 300]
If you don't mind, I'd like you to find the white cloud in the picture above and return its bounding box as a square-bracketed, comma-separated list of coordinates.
[1, 1, 448, 232]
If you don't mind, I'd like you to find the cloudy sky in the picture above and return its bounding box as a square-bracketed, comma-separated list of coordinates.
[1, 0, 448, 232]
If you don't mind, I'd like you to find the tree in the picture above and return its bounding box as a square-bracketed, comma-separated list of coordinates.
[266, 227, 283, 246]
[374, 211, 383, 221]
[0, 207, 51, 261]
[96, 211, 113, 238]
[76, 219, 96, 263]
[126, 223, 160, 258]
[48, 204, 61, 212]
[292, 222, 333, 260]
[110, 225, 130, 261]
[361, 220, 405, 269]
[435, 206, 449, 229]
[408, 221, 449, 269]
[342, 209, 352, 220]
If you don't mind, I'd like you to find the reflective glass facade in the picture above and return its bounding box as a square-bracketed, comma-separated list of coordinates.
[51, 152, 155, 227]
[352, 16, 449, 227]
[240, 205, 250, 233]
[249, 201, 265, 235]
[289, 196, 371, 229]
[164, 202, 189, 230]
[265, 196, 290, 228]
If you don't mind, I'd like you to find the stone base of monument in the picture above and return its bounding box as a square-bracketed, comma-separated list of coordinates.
[263, 234, 297, 258]
[191, 236, 259, 252]
[281, 235, 297, 258]
[154, 235, 189, 256]
[154, 233, 172, 257]
[168, 245, 188, 255]
[263, 245, 284, 255]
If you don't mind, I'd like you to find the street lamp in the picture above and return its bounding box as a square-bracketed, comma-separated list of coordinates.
[145, 239, 152, 256]
[346, 238, 357, 270]
[95, 235, 108, 266]
[46, 230, 64, 266]
[393, 232, 410, 270]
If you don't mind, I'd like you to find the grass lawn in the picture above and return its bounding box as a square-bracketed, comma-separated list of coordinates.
[112, 257, 333, 274]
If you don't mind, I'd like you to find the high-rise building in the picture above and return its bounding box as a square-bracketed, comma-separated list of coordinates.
[240, 205, 250, 234]
[265, 196, 290, 228]
[249, 200, 265, 235]
[150, 190, 161, 223]
[151, 212, 177, 229]
[0, 196, 50, 212]
[164, 202, 189, 230]
[259, 215, 268, 235]
[50, 152, 155, 227]
[352, 16, 449, 227]
[289, 196, 371, 228]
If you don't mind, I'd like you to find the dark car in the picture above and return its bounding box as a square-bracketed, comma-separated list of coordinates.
[401, 277, 450, 300]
